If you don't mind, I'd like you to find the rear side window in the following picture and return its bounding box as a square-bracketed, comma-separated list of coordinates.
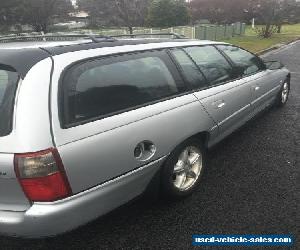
[62, 52, 182, 126]
[184, 46, 233, 86]
[0, 67, 19, 136]
[170, 49, 208, 90]
[216, 45, 265, 76]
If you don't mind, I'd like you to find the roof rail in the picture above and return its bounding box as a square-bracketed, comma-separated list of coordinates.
[0, 32, 186, 44]
[0, 33, 117, 43]
[112, 32, 186, 39]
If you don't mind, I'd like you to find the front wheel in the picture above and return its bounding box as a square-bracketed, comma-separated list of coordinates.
[275, 80, 290, 107]
[161, 138, 206, 199]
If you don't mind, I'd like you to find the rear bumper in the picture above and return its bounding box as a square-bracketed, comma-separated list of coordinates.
[0, 157, 164, 238]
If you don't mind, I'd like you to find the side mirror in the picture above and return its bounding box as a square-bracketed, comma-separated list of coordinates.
[232, 66, 245, 78]
[264, 60, 284, 70]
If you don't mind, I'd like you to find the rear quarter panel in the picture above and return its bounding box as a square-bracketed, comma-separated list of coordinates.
[55, 95, 216, 193]
[0, 58, 53, 153]
[0, 58, 53, 212]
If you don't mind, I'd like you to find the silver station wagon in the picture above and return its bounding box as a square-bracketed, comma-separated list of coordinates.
[0, 33, 290, 238]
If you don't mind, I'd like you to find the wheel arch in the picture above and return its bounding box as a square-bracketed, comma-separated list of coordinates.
[287, 73, 291, 85]
[173, 131, 211, 151]
[163, 130, 211, 165]
[144, 130, 210, 199]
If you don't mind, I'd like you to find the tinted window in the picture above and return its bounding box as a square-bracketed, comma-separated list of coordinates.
[170, 49, 207, 90]
[0, 67, 19, 136]
[217, 45, 265, 76]
[184, 46, 233, 86]
[0, 71, 7, 103]
[63, 55, 180, 125]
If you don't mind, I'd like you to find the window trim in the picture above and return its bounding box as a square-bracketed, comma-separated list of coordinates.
[178, 45, 238, 89]
[0, 65, 20, 137]
[214, 44, 267, 79]
[58, 44, 268, 129]
[169, 44, 267, 94]
[166, 48, 210, 92]
[59, 49, 188, 129]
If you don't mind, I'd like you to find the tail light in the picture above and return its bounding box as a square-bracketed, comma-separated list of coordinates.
[14, 148, 72, 202]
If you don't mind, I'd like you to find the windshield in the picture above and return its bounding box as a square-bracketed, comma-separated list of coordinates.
[0, 66, 19, 136]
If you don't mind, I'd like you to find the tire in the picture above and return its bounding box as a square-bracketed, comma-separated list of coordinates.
[161, 138, 206, 200]
[275, 79, 290, 107]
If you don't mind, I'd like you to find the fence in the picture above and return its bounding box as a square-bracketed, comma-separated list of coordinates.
[0, 22, 246, 41]
[91, 22, 246, 40]
[195, 22, 246, 40]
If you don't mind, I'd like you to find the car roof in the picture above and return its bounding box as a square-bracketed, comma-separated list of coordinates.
[0, 38, 225, 78]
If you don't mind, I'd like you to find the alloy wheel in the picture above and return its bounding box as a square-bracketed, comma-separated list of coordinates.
[172, 146, 203, 191]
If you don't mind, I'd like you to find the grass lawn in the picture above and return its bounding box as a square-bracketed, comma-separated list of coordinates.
[222, 24, 300, 53]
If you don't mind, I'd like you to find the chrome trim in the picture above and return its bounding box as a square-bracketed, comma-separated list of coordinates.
[218, 104, 251, 127]
[251, 85, 281, 106]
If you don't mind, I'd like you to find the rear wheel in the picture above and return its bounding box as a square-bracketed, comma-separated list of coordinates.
[161, 138, 206, 199]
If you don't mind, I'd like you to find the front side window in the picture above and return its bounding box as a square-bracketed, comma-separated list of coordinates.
[216, 45, 265, 76]
[170, 48, 208, 90]
[184, 46, 233, 86]
[62, 53, 181, 125]
[0, 66, 19, 136]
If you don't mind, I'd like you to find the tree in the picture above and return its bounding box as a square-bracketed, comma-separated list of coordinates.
[18, 0, 74, 33]
[272, 0, 300, 33]
[77, 0, 109, 27]
[78, 0, 150, 33]
[147, 0, 190, 27]
[189, 0, 300, 29]
[189, 0, 300, 37]
[189, 0, 250, 24]
[248, 0, 300, 37]
[0, 0, 21, 27]
[114, 0, 150, 33]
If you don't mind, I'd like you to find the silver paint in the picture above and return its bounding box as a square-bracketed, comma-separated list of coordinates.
[0, 40, 290, 237]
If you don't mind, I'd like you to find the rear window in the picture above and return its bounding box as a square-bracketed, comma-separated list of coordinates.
[62, 52, 182, 126]
[0, 66, 19, 136]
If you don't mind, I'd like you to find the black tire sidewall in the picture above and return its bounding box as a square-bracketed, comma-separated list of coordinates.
[161, 138, 206, 199]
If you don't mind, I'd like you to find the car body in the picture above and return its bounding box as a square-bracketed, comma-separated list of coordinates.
[0, 36, 290, 238]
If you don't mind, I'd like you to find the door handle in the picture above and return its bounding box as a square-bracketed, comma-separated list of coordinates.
[212, 100, 226, 109]
[217, 102, 226, 109]
[253, 86, 260, 91]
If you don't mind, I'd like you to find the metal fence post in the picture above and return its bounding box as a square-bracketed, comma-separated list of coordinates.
[192, 26, 195, 39]
[214, 26, 217, 41]
[240, 22, 243, 36]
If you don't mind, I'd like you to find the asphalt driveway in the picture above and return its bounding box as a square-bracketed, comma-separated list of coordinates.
[1, 41, 299, 250]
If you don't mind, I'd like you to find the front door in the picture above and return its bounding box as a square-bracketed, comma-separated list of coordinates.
[181, 45, 253, 140]
[215, 45, 279, 115]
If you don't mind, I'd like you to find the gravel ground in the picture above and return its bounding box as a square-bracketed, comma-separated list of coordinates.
[1, 41, 299, 250]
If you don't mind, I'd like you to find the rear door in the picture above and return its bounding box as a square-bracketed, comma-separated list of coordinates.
[179, 45, 253, 140]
